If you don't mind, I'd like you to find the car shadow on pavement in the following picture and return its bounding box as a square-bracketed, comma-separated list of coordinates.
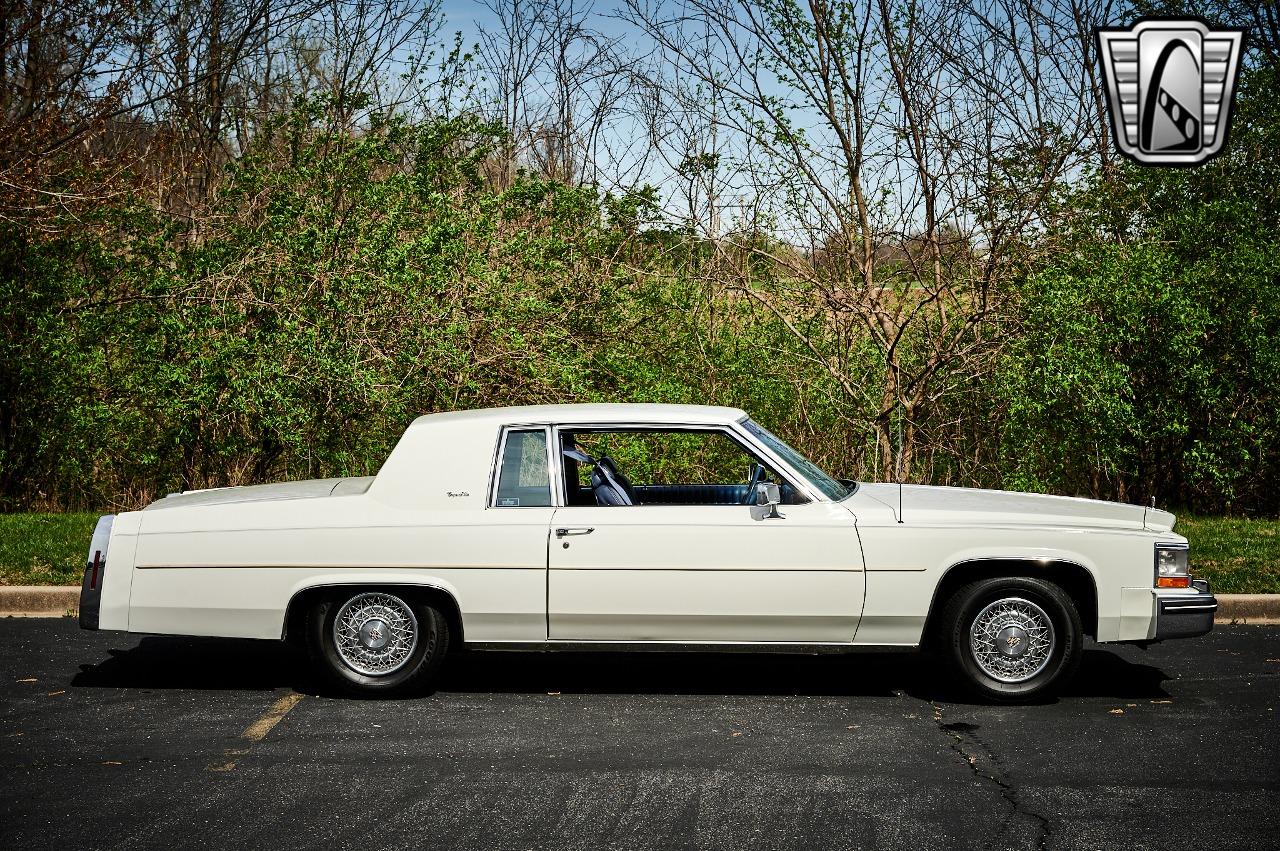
[1057, 647, 1173, 699]
[71, 635, 319, 693]
[69, 637, 1170, 702]
[438, 649, 929, 698]
[435, 645, 1171, 703]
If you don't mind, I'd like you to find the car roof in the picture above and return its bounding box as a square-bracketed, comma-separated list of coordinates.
[408, 403, 749, 429]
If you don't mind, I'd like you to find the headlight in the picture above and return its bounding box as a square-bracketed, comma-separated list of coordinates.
[1154, 543, 1190, 588]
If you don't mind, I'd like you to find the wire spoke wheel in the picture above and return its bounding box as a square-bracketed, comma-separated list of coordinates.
[968, 596, 1056, 684]
[332, 592, 419, 677]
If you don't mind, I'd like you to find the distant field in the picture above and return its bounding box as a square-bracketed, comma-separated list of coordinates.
[0, 511, 1277, 593]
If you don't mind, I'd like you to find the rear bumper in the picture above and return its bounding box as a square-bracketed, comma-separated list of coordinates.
[1154, 579, 1217, 640]
[78, 562, 101, 630]
[78, 515, 114, 631]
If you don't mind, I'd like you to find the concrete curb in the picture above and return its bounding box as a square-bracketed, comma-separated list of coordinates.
[3, 586, 1280, 623]
[1217, 594, 1280, 625]
[0, 586, 80, 617]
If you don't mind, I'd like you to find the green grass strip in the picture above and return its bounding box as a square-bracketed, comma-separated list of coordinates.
[1177, 516, 1280, 595]
[0, 513, 98, 586]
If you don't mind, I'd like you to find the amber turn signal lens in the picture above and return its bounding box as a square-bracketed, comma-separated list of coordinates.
[1157, 575, 1191, 588]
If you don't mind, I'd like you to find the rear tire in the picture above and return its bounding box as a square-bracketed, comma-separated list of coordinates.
[938, 576, 1082, 702]
[306, 589, 449, 696]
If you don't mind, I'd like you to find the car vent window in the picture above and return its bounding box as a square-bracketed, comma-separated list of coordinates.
[495, 430, 552, 507]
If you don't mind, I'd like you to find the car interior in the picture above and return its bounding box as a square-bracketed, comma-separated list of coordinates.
[559, 429, 804, 507]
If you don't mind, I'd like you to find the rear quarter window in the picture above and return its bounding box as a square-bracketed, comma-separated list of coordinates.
[494, 429, 552, 507]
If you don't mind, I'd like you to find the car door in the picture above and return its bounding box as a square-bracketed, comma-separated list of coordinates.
[546, 427, 865, 643]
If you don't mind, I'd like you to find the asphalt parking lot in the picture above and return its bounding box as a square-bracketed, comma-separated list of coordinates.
[1, 619, 1277, 850]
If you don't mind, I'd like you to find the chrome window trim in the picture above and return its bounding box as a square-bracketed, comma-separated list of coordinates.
[487, 424, 557, 509]
[548, 424, 567, 508]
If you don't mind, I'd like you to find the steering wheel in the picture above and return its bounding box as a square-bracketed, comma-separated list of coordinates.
[743, 463, 765, 505]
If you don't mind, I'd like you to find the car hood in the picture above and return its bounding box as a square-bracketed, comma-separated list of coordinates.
[852, 483, 1175, 532]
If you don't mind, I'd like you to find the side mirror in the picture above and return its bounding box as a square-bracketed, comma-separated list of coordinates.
[754, 481, 780, 506]
[754, 482, 784, 519]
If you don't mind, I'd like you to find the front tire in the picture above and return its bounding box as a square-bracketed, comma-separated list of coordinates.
[307, 590, 449, 696]
[938, 577, 1082, 702]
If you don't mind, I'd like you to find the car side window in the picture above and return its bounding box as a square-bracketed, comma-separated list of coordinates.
[560, 429, 805, 506]
[494, 429, 551, 507]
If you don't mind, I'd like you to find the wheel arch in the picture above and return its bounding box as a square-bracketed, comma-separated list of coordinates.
[282, 581, 465, 648]
[922, 557, 1099, 645]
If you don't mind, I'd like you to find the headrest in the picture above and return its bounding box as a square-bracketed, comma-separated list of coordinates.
[590, 457, 633, 505]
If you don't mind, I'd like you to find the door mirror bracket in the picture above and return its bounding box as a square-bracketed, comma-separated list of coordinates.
[754, 482, 784, 520]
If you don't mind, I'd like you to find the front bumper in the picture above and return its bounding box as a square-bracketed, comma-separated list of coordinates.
[1154, 578, 1217, 639]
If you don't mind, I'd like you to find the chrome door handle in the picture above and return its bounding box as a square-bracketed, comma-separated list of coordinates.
[555, 527, 594, 537]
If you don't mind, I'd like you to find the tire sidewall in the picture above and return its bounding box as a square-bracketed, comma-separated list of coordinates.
[309, 590, 446, 695]
[947, 577, 1082, 702]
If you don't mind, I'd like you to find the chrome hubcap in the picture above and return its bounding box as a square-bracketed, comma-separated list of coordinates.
[333, 593, 418, 676]
[996, 625, 1030, 657]
[359, 619, 391, 650]
[969, 597, 1055, 683]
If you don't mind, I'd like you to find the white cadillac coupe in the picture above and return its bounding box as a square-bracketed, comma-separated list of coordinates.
[79, 404, 1216, 701]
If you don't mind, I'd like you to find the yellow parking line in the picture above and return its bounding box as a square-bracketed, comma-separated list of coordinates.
[208, 692, 305, 772]
[241, 693, 305, 742]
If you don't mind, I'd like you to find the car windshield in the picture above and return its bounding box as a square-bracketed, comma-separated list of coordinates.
[740, 419, 853, 501]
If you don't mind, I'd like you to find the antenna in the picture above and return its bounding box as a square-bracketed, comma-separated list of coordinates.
[896, 398, 904, 524]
